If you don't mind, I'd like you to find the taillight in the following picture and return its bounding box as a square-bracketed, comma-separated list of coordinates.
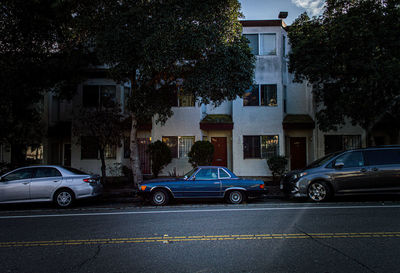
[83, 178, 97, 183]
[259, 184, 265, 189]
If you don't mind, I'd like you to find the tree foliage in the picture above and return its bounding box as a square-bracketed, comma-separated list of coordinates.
[288, 0, 400, 144]
[76, 0, 255, 185]
[188, 141, 214, 167]
[0, 0, 91, 163]
[147, 141, 172, 178]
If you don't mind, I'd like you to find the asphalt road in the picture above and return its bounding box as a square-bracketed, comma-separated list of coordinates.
[1, 200, 400, 273]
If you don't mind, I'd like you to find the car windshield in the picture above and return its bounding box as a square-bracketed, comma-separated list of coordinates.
[62, 166, 88, 175]
[306, 151, 343, 169]
[182, 168, 198, 180]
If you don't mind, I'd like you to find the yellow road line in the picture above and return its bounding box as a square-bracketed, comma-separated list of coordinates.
[2, 232, 400, 248]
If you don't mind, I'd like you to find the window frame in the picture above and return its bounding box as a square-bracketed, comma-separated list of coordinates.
[82, 84, 117, 109]
[243, 33, 276, 56]
[162, 136, 195, 159]
[243, 84, 278, 107]
[243, 135, 279, 159]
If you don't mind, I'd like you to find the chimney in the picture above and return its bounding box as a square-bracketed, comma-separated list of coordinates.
[278, 11, 288, 19]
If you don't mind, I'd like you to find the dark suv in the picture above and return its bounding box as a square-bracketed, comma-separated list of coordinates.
[280, 146, 400, 201]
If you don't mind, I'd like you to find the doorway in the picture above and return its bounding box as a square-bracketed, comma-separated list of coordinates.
[290, 137, 307, 170]
[211, 137, 227, 167]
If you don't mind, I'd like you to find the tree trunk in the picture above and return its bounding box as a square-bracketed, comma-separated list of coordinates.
[130, 112, 143, 188]
[99, 148, 107, 185]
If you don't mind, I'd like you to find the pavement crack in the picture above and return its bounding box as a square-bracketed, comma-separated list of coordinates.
[72, 244, 102, 271]
[295, 225, 376, 273]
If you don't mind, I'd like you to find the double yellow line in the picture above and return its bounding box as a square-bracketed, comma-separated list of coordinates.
[1, 232, 400, 248]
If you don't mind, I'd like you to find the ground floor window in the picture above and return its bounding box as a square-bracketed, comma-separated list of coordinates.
[81, 136, 98, 159]
[162, 136, 194, 158]
[324, 135, 361, 155]
[243, 135, 279, 159]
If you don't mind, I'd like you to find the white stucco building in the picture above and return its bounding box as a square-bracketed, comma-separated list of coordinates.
[28, 17, 396, 178]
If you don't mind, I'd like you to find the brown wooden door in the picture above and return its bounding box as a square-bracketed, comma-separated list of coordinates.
[290, 137, 307, 170]
[211, 137, 227, 167]
[138, 138, 151, 174]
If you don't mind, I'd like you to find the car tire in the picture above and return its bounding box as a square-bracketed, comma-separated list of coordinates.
[54, 189, 75, 208]
[227, 190, 245, 204]
[151, 189, 169, 206]
[307, 181, 331, 202]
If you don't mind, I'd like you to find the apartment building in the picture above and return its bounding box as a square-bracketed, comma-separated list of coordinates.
[37, 17, 393, 177]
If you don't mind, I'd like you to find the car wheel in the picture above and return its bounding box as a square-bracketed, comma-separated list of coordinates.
[151, 189, 169, 206]
[308, 182, 331, 202]
[227, 190, 245, 204]
[54, 189, 75, 208]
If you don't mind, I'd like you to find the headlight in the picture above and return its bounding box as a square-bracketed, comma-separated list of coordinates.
[293, 172, 307, 180]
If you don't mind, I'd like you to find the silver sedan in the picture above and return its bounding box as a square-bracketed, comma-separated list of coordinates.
[0, 165, 102, 207]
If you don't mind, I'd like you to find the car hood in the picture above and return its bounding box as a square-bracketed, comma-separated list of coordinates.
[140, 178, 185, 185]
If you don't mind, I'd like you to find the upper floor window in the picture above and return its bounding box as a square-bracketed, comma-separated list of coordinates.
[243, 33, 276, 56]
[171, 89, 195, 107]
[82, 85, 116, 108]
[243, 84, 277, 107]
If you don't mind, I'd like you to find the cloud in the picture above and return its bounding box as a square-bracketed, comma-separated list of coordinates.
[292, 0, 325, 16]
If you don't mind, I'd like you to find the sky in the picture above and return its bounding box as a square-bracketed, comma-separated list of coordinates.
[239, 0, 325, 25]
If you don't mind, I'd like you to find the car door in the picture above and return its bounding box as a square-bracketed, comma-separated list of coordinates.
[364, 149, 400, 191]
[29, 167, 63, 200]
[331, 151, 373, 193]
[0, 168, 33, 202]
[184, 168, 221, 197]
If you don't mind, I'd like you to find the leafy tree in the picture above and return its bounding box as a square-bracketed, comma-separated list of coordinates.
[75, 0, 255, 186]
[147, 141, 172, 178]
[188, 141, 214, 167]
[73, 104, 125, 183]
[288, 0, 400, 145]
[267, 155, 288, 182]
[0, 0, 91, 164]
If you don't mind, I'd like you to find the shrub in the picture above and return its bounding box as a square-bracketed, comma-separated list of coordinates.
[267, 155, 288, 182]
[147, 140, 172, 178]
[188, 141, 214, 167]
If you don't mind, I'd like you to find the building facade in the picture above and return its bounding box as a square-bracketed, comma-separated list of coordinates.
[11, 18, 396, 177]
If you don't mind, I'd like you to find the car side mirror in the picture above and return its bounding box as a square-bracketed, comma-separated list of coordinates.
[183, 175, 188, 180]
[334, 162, 344, 169]
[192, 176, 196, 181]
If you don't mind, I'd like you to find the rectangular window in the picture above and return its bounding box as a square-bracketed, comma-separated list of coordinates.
[324, 135, 361, 154]
[82, 85, 116, 108]
[283, 85, 287, 113]
[243, 34, 259, 56]
[179, 136, 195, 158]
[244, 84, 277, 107]
[82, 85, 99, 108]
[162, 136, 178, 158]
[261, 85, 277, 106]
[178, 94, 195, 107]
[282, 35, 286, 57]
[243, 85, 259, 106]
[124, 137, 130, 159]
[261, 135, 279, 159]
[244, 135, 279, 159]
[260, 34, 276, 55]
[81, 136, 98, 159]
[124, 87, 131, 114]
[243, 136, 261, 158]
[104, 144, 116, 159]
[162, 136, 194, 158]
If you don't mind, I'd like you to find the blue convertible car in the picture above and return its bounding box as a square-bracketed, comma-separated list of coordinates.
[137, 166, 266, 205]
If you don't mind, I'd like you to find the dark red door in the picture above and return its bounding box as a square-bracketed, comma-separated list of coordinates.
[211, 137, 227, 167]
[290, 137, 307, 170]
[138, 138, 151, 174]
